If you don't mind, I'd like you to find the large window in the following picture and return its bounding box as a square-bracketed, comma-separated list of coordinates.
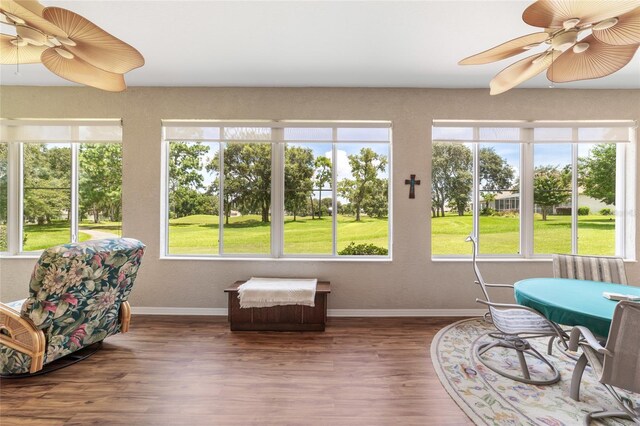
[431, 120, 636, 259]
[0, 119, 123, 254]
[163, 121, 391, 258]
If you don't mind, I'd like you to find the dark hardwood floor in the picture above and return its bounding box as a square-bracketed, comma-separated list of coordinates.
[0, 316, 471, 425]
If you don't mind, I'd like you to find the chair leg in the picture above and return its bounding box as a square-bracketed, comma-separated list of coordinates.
[571, 353, 588, 401]
[515, 348, 531, 380]
[474, 336, 561, 386]
[547, 336, 555, 355]
[584, 410, 634, 426]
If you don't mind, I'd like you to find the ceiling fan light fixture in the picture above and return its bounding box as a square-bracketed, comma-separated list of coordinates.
[563, 18, 581, 29]
[573, 42, 590, 53]
[551, 30, 578, 51]
[9, 37, 27, 47]
[593, 17, 619, 31]
[16, 25, 46, 46]
[54, 47, 74, 59]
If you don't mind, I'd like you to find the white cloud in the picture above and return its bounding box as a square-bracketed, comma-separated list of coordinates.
[326, 149, 352, 181]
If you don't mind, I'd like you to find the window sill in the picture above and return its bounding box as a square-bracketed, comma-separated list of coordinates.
[0, 254, 41, 260]
[159, 255, 392, 262]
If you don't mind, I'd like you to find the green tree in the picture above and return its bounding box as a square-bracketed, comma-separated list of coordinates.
[23, 144, 70, 224]
[284, 146, 314, 221]
[338, 148, 387, 221]
[431, 144, 515, 217]
[362, 178, 388, 218]
[431, 143, 472, 217]
[79, 144, 122, 223]
[209, 143, 272, 223]
[579, 144, 616, 206]
[533, 165, 571, 221]
[479, 147, 515, 192]
[169, 142, 210, 218]
[314, 156, 332, 218]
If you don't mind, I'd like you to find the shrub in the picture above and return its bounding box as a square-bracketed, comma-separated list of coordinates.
[480, 207, 495, 216]
[600, 208, 613, 216]
[338, 242, 388, 256]
[577, 206, 590, 216]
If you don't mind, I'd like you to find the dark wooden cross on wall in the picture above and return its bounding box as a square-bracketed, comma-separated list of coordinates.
[405, 174, 421, 199]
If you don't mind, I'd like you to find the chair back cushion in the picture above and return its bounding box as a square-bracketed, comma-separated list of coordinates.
[21, 238, 145, 363]
[601, 301, 640, 393]
[552, 254, 627, 284]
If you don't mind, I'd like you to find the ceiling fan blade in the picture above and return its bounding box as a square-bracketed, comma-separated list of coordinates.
[13, 0, 43, 16]
[0, 0, 66, 38]
[523, 0, 640, 28]
[0, 33, 46, 63]
[41, 47, 127, 92]
[42, 7, 144, 74]
[592, 7, 640, 45]
[459, 32, 549, 65]
[547, 35, 639, 82]
[490, 52, 555, 95]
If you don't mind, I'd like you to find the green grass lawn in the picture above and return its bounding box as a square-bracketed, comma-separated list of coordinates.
[167, 214, 389, 255]
[432, 213, 615, 256]
[18, 213, 614, 256]
[23, 222, 92, 252]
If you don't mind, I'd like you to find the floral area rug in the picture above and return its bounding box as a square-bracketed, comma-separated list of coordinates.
[431, 318, 638, 425]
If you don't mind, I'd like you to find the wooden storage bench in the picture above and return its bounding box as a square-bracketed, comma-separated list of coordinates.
[224, 281, 330, 331]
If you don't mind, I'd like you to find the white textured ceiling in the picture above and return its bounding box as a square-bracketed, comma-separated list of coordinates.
[1, 0, 639, 89]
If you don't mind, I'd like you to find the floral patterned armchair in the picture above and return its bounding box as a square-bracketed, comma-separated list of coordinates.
[0, 238, 145, 376]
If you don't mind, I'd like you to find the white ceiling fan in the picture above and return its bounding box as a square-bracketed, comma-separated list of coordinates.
[459, 0, 640, 95]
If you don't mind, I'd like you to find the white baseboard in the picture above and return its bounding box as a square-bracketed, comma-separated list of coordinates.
[132, 307, 227, 316]
[131, 307, 485, 317]
[328, 309, 486, 317]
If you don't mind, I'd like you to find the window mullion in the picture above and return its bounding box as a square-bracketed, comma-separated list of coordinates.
[70, 142, 79, 243]
[571, 135, 578, 254]
[472, 129, 480, 250]
[521, 128, 534, 258]
[219, 135, 225, 255]
[332, 128, 338, 256]
[615, 141, 627, 258]
[271, 128, 284, 258]
[8, 142, 21, 254]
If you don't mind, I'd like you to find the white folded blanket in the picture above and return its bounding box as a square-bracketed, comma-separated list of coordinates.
[238, 277, 317, 308]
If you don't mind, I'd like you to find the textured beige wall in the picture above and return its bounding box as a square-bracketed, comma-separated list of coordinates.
[1, 87, 638, 310]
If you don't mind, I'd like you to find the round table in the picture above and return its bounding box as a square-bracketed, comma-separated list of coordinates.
[514, 277, 640, 337]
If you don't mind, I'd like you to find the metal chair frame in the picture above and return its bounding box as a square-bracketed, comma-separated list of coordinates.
[467, 235, 567, 385]
[568, 301, 640, 425]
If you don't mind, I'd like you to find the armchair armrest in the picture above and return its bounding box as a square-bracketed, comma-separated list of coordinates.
[474, 281, 514, 289]
[486, 283, 514, 289]
[0, 302, 46, 373]
[569, 326, 611, 356]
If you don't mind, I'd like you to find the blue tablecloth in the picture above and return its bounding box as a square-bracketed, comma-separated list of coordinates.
[514, 278, 640, 338]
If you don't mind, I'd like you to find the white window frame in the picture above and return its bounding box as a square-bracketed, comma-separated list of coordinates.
[432, 120, 636, 260]
[0, 119, 123, 256]
[161, 120, 393, 260]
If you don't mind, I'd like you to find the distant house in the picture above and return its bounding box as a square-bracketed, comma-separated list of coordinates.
[482, 191, 613, 215]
